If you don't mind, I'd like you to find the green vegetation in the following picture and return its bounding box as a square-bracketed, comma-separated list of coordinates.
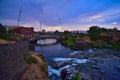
[88, 26, 120, 50]
[0, 33, 10, 40]
[62, 31, 75, 48]
[88, 26, 118, 41]
[7, 29, 13, 34]
[79, 33, 88, 38]
[88, 26, 101, 40]
[91, 43, 120, 50]
[24, 54, 38, 64]
[62, 36, 81, 48]
[0, 24, 10, 40]
[62, 31, 82, 48]
[72, 74, 82, 80]
[63, 37, 76, 48]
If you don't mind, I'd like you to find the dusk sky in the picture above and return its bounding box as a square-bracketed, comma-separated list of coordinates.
[0, 0, 120, 31]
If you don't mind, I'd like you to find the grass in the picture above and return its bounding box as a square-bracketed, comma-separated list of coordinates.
[24, 54, 38, 64]
[72, 74, 82, 80]
[63, 36, 77, 48]
[0, 39, 8, 44]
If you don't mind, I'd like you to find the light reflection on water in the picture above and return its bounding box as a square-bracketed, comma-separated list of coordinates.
[37, 38, 57, 45]
[35, 38, 73, 59]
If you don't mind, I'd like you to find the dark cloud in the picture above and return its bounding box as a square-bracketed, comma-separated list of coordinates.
[0, 0, 120, 30]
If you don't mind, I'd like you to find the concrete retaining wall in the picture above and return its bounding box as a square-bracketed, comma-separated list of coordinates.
[0, 42, 29, 80]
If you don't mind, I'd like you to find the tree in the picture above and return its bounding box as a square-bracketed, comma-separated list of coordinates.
[113, 27, 118, 31]
[88, 26, 101, 40]
[101, 27, 108, 32]
[7, 29, 13, 34]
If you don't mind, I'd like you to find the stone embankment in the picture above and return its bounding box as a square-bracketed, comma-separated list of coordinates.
[0, 42, 49, 80]
[0, 42, 29, 80]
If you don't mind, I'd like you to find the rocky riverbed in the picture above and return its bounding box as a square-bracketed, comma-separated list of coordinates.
[48, 49, 120, 80]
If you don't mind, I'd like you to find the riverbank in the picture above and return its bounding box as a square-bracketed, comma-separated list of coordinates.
[32, 38, 120, 80]
[0, 42, 49, 80]
[21, 52, 49, 80]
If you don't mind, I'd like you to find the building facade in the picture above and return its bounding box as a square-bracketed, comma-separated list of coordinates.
[14, 27, 34, 38]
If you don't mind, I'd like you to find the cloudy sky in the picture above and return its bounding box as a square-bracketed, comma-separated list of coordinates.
[0, 0, 120, 31]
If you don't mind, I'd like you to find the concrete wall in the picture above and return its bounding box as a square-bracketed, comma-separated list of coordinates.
[0, 42, 29, 80]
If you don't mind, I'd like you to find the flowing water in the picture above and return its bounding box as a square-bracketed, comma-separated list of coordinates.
[33, 38, 74, 79]
[31, 38, 120, 80]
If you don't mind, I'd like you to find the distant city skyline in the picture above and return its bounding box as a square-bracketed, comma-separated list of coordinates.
[0, 0, 120, 31]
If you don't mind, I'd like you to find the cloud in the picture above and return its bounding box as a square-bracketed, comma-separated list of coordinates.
[88, 15, 104, 22]
[111, 22, 118, 25]
[0, 0, 120, 31]
[81, 8, 120, 23]
[64, 8, 120, 26]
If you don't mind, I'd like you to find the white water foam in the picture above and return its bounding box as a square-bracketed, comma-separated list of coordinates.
[70, 51, 82, 55]
[48, 65, 71, 76]
[53, 57, 89, 64]
[70, 49, 94, 55]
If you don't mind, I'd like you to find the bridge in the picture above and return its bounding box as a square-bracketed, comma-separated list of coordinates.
[35, 35, 61, 39]
[29, 34, 61, 44]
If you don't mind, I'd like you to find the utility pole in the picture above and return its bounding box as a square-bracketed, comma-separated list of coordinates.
[17, 0, 23, 27]
[39, 22, 42, 34]
[57, 15, 64, 31]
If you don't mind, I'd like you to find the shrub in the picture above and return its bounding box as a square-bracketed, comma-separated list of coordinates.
[31, 57, 38, 64]
[24, 54, 38, 64]
[0, 33, 10, 40]
[88, 26, 101, 41]
[112, 44, 120, 50]
[63, 38, 75, 48]
[7, 29, 13, 34]
[72, 74, 82, 80]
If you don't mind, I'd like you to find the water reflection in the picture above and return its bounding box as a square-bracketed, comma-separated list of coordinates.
[37, 38, 57, 45]
[34, 38, 73, 58]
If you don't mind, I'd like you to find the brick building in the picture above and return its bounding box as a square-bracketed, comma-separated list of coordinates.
[14, 27, 34, 38]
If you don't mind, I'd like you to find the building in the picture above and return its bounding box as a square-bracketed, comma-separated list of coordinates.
[41, 29, 46, 34]
[14, 27, 34, 38]
[0, 24, 6, 34]
[3, 25, 18, 31]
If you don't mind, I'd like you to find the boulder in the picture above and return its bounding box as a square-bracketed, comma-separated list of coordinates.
[73, 40, 90, 50]
[53, 60, 73, 69]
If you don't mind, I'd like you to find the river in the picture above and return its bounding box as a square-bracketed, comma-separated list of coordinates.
[31, 38, 120, 80]
[35, 38, 73, 59]
[33, 38, 73, 79]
